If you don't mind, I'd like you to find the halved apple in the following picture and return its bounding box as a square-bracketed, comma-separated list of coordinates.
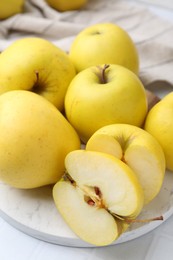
[53, 150, 144, 246]
[86, 124, 166, 205]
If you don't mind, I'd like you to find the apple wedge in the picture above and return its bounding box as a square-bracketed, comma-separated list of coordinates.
[86, 124, 166, 205]
[53, 150, 144, 246]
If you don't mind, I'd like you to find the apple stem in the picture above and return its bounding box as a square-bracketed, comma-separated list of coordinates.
[101, 64, 109, 84]
[35, 70, 39, 82]
[125, 215, 163, 224]
[96, 64, 110, 84]
[109, 211, 163, 224]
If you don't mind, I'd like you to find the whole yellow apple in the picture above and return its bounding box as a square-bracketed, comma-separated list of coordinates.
[46, 0, 87, 11]
[86, 124, 166, 204]
[144, 92, 173, 171]
[69, 23, 139, 74]
[0, 90, 80, 189]
[0, 0, 24, 20]
[0, 37, 76, 111]
[65, 64, 148, 143]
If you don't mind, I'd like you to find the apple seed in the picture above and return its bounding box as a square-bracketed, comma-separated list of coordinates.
[84, 195, 95, 206]
[94, 186, 102, 197]
[63, 171, 105, 208]
[82, 185, 104, 209]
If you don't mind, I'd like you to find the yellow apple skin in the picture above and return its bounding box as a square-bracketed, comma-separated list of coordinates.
[0, 0, 24, 20]
[86, 124, 166, 204]
[0, 37, 76, 111]
[144, 92, 173, 171]
[65, 64, 148, 143]
[46, 0, 87, 12]
[69, 23, 139, 74]
[0, 90, 81, 189]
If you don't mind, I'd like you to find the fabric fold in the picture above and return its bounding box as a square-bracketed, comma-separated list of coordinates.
[0, 0, 172, 88]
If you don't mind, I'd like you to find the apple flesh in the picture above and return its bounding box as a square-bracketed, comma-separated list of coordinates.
[0, 90, 80, 189]
[53, 150, 144, 246]
[86, 124, 166, 204]
[0, 37, 76, 111]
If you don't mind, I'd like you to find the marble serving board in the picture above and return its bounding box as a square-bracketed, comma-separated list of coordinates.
[0, 169, 173, 248]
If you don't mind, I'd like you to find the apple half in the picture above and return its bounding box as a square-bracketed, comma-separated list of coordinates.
[86, 124, 166, 205]
[53, 150, 144, 246]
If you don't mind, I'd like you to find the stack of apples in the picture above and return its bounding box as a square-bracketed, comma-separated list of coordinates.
[0, 21, 170, 247]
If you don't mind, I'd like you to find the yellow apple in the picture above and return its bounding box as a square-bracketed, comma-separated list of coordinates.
[0, 0, 24, 20]
[65, 64, 148, 143]
[53, 150, 144, 246]
[0, 37, 76, 111]
[46, 0, 87, 12]
[69, 23, 139, 74]
[144, 92, 173, 171]
[0, 90, 80, 189]
[86, 124, 165, 204]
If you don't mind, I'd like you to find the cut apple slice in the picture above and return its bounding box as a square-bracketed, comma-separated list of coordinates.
[86, 124, 166, 204]
[53, 150, 144, 246]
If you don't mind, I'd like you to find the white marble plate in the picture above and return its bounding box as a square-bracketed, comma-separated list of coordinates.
[0, 168, 173, 248]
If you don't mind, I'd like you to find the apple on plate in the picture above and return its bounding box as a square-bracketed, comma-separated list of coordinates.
[46, 0, 87, 12]
[0, 90, 80, 189]
[69, 23, 139, 74]
[144, 92, 173, 171]
[86, 124, 166, 204]
[0, 37, 76, 111]
[53, 150, 144, 246]
[65, 64, 148, 143]
[0, 0, 24, 20]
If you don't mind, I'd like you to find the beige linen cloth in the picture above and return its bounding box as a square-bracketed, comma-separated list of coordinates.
[0, 0, 173, 89]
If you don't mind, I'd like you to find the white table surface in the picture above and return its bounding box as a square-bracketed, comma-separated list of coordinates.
[0, 1, 173, 260]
